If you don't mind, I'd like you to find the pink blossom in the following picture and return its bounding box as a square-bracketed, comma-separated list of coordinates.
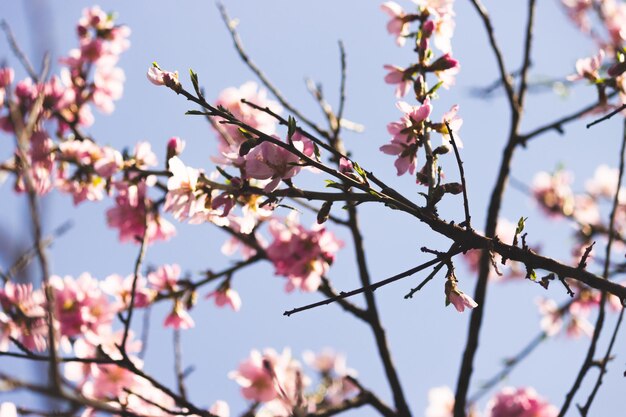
[244, 139, 303, 191]
[49, 273, 115, 339]
[106, 182, 176, 244]
[447, 286, 478, 312]
[148, 264, 182, 293]
[213, 82, 282, 161]
[572, 195, 600, 225]
[585, 164, 619, 197]
[0, 282, 47, 351]
[384, 64, 412, 97]
[302, 348, 350, 376]
[486, 387, 557, 417]
[567, 50, 604, 82]
[0, 67, 14, 88]
[14, 130, 55, 196]
[132, 141, 158, 169]
[166, 136, 186, 163]
[536, 298, 563, 336]
[206, 287, 242, 312]
[531, 170, 575, 217]
[561, 0, 593, 33]
[164, 156, 202, 221]
[266, 215, 343, 292]
[381, 2, 411, 46]
[440, 104, 463, 149]
[101, 273, 154, 311]
[380, 100, 432, 176]
[92, 65, 125, 114]
[147, 64, 181, 91]
[164, 300, 195, 330]
[229, 348, 304, 406]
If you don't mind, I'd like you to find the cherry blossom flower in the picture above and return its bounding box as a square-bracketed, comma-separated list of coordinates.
[147, 64, 181, 91]
[381, 2, 411, 46]
[101, 273, 154, 311]
[531, 170, 575, 217]
[536, 297, 563, 336]
[380, 100, 433, 176]
[164, 300, 195, 330]
[229, 349, 279, 402]
[213, 82, 282, 161]
[585, 164, 619, 197]
[49, 273, 115, 339]
[206, 287, 242, 312]
[0, 282, 47, 351]
[106, 182, 176, 244]
[567, 50, 604, 83]
[266, 215, 343, 292]
[445, 279, 478, 312]
[384, 64, 412, 97]
[148, 264, 182, 293]
[244, 139, 303, 191]
[164, 156, 202, 221]
[485, 387, 557, 417]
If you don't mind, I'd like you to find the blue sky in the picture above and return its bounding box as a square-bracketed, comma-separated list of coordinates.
[1, 1, 625, 416]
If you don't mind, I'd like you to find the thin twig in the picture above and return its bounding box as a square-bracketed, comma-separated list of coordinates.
[586, 103, 626, 129]
[120, 209, 150, 351]
[284, 250, 463, 317]
[217, 3, 328, 138]
[173, 329, 188, 400]
[445, 122, 471, 229]
[558, 118, 626, 417]
[577, 307, 624, 415]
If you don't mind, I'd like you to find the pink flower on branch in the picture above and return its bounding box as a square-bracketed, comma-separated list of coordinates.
[486, 386, 557, 417]
[381, 2, 411, 46]
[380, 99, 432, 176]
[266, 216, 343, 292]
[384, 64, 412, 97]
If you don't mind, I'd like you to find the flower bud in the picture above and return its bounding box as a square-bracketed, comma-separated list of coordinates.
[608, 61, 626, 78]
[428, 53, 460, 73]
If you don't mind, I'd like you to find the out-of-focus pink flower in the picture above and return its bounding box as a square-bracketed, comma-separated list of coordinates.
[166, 136, 186, 164]
[585, 164, 619, 197]
[440, 104, 463, 149]
[381, 2, 411, 46]
[229, 348, 305, 408]
[536, 297, 563, 336]
[209, 401, 230, 417]
[0, 282, 47, 351]
[266, 215, 343, 292]
[0, 68, 14, 88]
[302, 348, 350, 376]
[106, 182, 176, 244]
[213, 82, 282, 162]
[572, 194, 600, 225]
[14, 130, 55, 196]
[101, 273, 154, 311]
[532, 170, 575, 218]
[486, 386, 557, 417]
[206, 287, 242, 312]
[92, 65, 125, 114]
[425, 386, 454, 417]
[567, 50, 604, 83]
[148, 264, 181, 293]
[164, 300, 195, 330]
[50, 273, 115, 339]
[384, 65, 412, 97]
[229, 349, 278, 402]
[561, 0, 593, 33]
[380, 100, 432, 176]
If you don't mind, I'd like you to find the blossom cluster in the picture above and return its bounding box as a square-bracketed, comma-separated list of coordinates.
[425, 385, 557, 417]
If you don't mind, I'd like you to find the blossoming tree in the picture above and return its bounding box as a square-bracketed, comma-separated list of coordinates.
[1, 1, 626, 416]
